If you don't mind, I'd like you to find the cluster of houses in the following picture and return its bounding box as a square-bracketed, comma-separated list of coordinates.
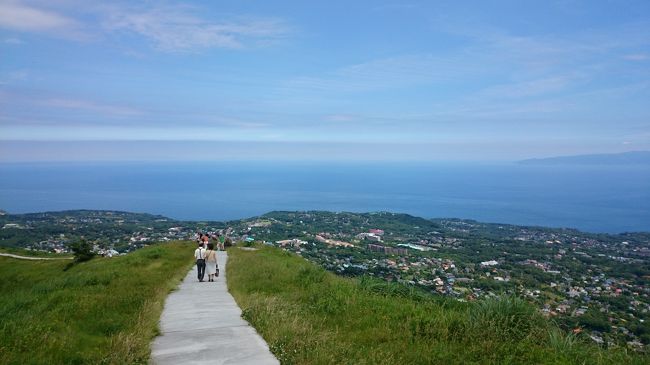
[266, 221, 648, 349]
[356, 229, 384, 242]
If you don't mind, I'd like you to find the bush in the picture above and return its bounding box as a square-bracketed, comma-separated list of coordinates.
[359, 275, 429, 301]
[468, 295, 546, 342]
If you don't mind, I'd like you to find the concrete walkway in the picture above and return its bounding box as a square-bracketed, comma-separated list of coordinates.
[151, 251, 279, 365]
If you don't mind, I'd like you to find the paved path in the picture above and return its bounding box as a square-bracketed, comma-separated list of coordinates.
[151, 251, 279, 365]
[0, 253, 72, 260]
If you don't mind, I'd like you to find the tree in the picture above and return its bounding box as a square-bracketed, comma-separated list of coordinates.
[578, 309, 611, 333]
[71, 239, 95, 262]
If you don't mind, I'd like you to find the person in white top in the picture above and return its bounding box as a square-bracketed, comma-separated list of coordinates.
[194, 243, 207, 282]
[204, 243, 219, 282]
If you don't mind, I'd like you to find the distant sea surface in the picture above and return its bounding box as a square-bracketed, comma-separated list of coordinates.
[0, 161, 648, 233]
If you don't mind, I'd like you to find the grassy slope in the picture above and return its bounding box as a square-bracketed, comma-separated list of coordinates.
[0, 242, 194, 365]
[227, 246, 647, 365]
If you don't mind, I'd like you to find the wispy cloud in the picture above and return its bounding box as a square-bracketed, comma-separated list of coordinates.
[623, 54, 650, 61]
[0, 88, 279, 129]
[3, 37, 24, 44]
[41, 97, 143, 116]
[324, 114, 357, 122]
[372, 3, 418, 12]
[0, 70, 28, 85]
[284, 54, 476, 93]
[0, 90, 146, 121]
[102, 4, 289, 52]
[0, 0, 86, 40]
[475, 75, 577, 99]
[441, 20, 650, 61]
[0, 1, 290, 52]
[278, 18, 650, 123]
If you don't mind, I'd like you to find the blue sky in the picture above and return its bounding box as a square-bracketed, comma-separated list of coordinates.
[1, 0, 649, 161]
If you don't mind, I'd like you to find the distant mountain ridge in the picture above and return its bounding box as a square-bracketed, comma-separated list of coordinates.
[519, 151, 650, 165]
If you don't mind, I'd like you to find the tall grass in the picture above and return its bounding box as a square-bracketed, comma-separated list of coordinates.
[227, 246, 648, 365]
[0, 241, 194, 364]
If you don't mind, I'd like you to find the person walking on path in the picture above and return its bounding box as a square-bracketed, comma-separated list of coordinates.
[210, 233, 223, 251]
[194, 243, 207, 282]
[217, 234, 225, 251]
[204, 243, 219, 282]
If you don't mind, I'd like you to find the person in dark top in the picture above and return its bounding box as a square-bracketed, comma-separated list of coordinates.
[194, 242, 206, 282]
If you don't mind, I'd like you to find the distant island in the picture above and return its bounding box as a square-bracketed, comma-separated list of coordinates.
[518, 151, 650, 165]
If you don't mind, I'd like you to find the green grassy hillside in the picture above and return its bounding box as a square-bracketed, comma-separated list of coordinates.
[227, 246, 647, 365]
[0, 242, 194, 365]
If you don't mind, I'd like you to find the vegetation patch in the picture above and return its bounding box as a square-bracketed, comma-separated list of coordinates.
[0, 241, 194, 365]
[227, 246, 648, 364]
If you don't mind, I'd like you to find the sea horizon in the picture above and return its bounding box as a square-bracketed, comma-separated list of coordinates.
[1, 160, 648, 234]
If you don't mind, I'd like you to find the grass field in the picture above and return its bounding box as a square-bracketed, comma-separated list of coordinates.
[0, 242, 194, 365]
[227, 246, 648, 365]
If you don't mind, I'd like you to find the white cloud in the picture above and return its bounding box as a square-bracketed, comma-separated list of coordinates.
[42, 97, 143, 116]
[102, 4, 289, 52]
[0, 1, 289, 52]
[325, 114, 357, 122]
[623, 54, 650, 61]
[3, 37, 24, 44]
[0, 69, 28, 85]
[477, 75, 575, 99]
[278, 19, 650, 123]
[285, 54, 475, 93]
[0, 0, 85, 39]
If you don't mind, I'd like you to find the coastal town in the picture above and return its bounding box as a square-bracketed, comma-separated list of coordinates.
[1, 209, 648, 350]
[0, 210, 208, 254]
[236, 211, 650, 350]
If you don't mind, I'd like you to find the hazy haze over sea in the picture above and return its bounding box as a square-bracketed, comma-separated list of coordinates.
[0, 161, 648, 233]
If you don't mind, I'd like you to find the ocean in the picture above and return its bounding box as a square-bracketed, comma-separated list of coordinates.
[0, 161, 648, 233]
